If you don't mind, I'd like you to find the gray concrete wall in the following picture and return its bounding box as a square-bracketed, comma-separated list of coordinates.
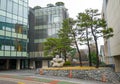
[102, 0, 120, 72]
[114, 56, 120, 72]
[106, 0, 120, 56]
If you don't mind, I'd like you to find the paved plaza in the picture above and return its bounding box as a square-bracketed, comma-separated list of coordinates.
[0, 79, 17, 84]
[0, 70, 113, 84]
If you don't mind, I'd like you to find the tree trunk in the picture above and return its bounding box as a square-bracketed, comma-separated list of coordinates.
[73, 33, 82, 66]
[64, 50, 67, 62]
[91, 29, 99, 68]
[86, 28, 92, 66]
[75, 40, 82, 66]
[90, 25, 99, 68]
[59, 51, 61, 58]
[94, 37, 99, 68]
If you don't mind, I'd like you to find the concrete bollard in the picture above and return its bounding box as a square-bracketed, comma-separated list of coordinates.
[102, 73, 106, 82]
[68, 70, 72, 78]
[40, 68, 43, 75]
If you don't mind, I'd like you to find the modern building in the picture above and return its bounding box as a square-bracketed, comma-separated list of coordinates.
[28, 2, 68, 68]
[0, 0, 29, 70]
[102, 0, 114, 65]
[102, 0, 120, 72]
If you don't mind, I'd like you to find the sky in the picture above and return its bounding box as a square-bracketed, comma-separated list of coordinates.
[29, 0, 104, 49]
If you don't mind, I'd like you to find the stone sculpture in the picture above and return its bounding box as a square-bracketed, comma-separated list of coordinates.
[50, 55, 65, 67]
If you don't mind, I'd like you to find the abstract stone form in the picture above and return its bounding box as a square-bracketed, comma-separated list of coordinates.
[50, 55, 65, 67]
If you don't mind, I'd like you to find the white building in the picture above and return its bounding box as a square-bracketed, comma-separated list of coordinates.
[102, 0, 120, 72]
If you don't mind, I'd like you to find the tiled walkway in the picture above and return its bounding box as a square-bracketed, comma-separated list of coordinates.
[0, 74, 73, 84]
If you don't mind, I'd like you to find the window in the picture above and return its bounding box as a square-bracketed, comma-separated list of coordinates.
[35, 15, 48, 26]
[13, 0, 18, 3]
[18, 5, 23, 16]
[43, 15, 48, 24]
[53, 16, 60, 23]
[18, 16, 23, 22]
[0, 0, 7, 10]
[24, 0, 28, 2]
[19, 0, 23, 5]
[7, 12, 12, 18]
[21, 40, 27, 51]
[15, 24, 23, 33]
[4, 37, 11, 45]
[23, 25, 27, 34]
[7, 0, 12, 13]
[48, 28, 52, 36]
[6, 22, 14, 31]
[0, 10, 6, 16]
[23, 18, 27, 23]
[13, 19, 18, 24]
[51, 28, 56, 35]
[13, 15, 17, 20]
[0, 22, 5, 30]
[23, 7, 28, 18]
[53, 17, 60, 23]
[6, 18, 12, 23]
[34, 29, 48, 39]
[35, 16, 42, 26]
[24, 2, 28, 7]
[0, 16, 5, 22]
[13, 2, 18, 15]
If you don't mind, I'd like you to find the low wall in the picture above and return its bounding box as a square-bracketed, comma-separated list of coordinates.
[43, 67, 120, 83]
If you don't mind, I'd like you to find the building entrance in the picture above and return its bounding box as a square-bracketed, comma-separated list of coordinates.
[35, 61, 42, 68]
[0, 59, 6, 70]
[9, 59, 17, 69]
[20, 59, 29, 69]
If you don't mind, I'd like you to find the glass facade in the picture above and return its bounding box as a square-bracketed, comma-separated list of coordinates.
[0, 0, 28, 57]
[29, 5, 68, 57]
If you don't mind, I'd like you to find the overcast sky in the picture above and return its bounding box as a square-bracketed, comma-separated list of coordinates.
[29, 0, 104, 48]
[29, 0, 103, 19]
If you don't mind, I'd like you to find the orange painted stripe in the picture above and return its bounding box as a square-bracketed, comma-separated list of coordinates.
[49, 80, 59, 84]
[24, 77, 33, 81]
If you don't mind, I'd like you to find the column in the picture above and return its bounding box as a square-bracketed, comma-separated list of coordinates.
[6, 59, 9, 70]
[114, 56, 120, 72]
[29, 60, 35, 69]
[32, 61, 35, 69]
[42, 60, 48, 68]
[16, 59, 20, 70]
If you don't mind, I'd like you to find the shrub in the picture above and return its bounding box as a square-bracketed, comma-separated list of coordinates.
[55, 2, 64, 6]
[99, 62, 106, 67]
[63, 61, 71, 66]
